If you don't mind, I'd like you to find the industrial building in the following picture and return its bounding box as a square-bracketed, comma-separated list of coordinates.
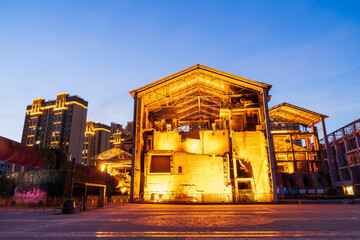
[269, 103, 332, 197]
[21, 93, 88, 163]
[321, 118, 360, 196]
[128, 64, 336, 203]
[129, 64, 277, 203]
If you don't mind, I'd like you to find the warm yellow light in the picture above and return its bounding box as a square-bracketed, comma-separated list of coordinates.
[94, 128, 111, 132]
[65, 101, 88, 109]
[42, 105, 55, 109]
[30, 112, 43, 115]
[53, 107, 68, 110]
[101, 165, 106, 172]
[345, 186, 354, 195]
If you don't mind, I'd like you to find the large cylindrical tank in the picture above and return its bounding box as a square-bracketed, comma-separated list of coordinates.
[0, 136, 43, 169]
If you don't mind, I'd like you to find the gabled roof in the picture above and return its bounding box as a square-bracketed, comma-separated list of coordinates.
[91, 148, 132, 161]
[269, 102, 328, 127]
[129, 64, 272, 98]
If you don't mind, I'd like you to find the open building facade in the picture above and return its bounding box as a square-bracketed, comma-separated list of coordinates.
[320, 118, 360, 196]
[269, 103, 333, 197]
[129, 65, 336, 203]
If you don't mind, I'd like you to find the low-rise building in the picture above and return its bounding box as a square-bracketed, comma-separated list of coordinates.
[321, 118, 360, 196]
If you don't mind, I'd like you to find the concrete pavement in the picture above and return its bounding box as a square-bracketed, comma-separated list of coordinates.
[0, 204, 360, 239]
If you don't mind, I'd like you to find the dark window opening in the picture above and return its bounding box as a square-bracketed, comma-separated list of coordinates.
[150, 155, 171, 173]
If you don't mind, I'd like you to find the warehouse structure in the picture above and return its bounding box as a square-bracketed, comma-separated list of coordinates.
[269, 103, 334, 197]
[129, 64, 278, 203]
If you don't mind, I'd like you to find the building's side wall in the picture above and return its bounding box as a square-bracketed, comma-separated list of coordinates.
[232, 131, 273, 202]
[153, 130, 229, 155]
[145, 130, 272, 202]
[69, 104, 87, 163]
[325, 122, 360, 196]
[98, 130, 111, 154]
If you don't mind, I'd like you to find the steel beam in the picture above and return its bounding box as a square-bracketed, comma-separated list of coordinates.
[262, 88, 278, 203]
[321, 117, 336, 189]
[130, 92, 138, 203]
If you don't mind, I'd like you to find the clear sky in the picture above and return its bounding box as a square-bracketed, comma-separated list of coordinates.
[0, 0, 359, 141]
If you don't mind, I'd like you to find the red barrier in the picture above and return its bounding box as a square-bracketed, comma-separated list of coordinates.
[0, 136, 43, 169]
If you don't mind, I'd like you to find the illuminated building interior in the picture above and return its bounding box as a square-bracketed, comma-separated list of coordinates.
[91, 148, 132, 194]
[269, 103, 332, 196]
[129, 64, 276, 203]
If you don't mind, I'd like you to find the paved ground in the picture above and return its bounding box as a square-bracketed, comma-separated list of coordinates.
[1, 204, 360, 239]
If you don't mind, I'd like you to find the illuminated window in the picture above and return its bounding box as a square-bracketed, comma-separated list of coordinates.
[150, 155, 171, 173]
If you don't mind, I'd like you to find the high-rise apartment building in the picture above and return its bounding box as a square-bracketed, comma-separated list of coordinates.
[82, 121, 111, 165]
[124, 121, 133, 135]
[110, 122, 124, 134]
[21, 93, 88, 163]
[109, 122, 124, 149]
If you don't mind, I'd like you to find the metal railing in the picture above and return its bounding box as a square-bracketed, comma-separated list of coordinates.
[0, 196, 52, 213]
[322, 118, 360, 144]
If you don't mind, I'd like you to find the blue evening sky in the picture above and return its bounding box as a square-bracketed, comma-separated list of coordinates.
[0, 0, 359, 141]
